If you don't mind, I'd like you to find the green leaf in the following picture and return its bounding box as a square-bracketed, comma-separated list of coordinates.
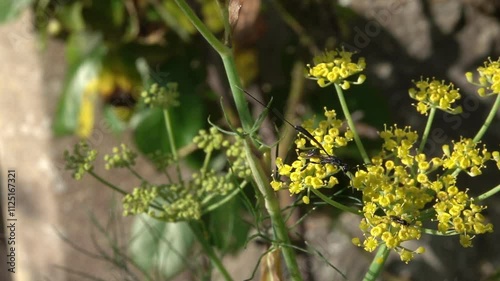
[53, 35, 106, 136]
[132, 108, 170, 154]
[208, 196, 250, 254]
[0, 0, 33, 23]
[129, 216, 194, 280]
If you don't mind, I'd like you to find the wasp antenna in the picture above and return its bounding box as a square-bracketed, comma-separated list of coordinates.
[240, 87, 296, 129]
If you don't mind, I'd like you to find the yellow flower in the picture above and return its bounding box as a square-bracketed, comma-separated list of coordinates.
[307, 49, 366, 88]
[442, 138, 493, 176]
[352, 237, 361, 246]
[270, 107, 351, 197]
[363, 237, 378, 252]
[409, 78, 462, 115]
[469, 57, 500, 96]
[400, 249, 414, 263]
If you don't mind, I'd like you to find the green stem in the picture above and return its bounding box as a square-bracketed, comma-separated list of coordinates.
[220, 53, 254, 131]
[171, 0, 226, 54]
[421, 228, 457, 236]
[363, 244, 390, 281]
[204, 181, 245, 212]
[189, 222, 233, 281]
[475, 183, 500, 201]
[127, 167, 146, 182]
[310, 188, 360, 215]
[473, 93, 500, 143]
[243, 140, 303, 281]
[170, 0, 253, 131]
[215, 0, 231, 46]
[418, 107, 436, 152]
[88, 171, 127, 195]
[334, 83, 370, 164]
[163, 109, 184, 185]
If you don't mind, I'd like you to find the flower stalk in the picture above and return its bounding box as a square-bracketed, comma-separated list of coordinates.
[363, 245, 389, 281]
[418, 107, 436, 152]
[334, 83, 370, 164]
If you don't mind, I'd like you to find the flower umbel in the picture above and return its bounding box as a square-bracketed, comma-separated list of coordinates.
[307, 49, 366, 89]
[408, 78, 462, 115]
[351, 125, 495, 262]
[104, 144, 138, 170]
[466, 57, 500, 96]
[271, 108, 353, 203]
[141, 82, 180, 108]
[442, 138, 493, 176]
[122, 127, 249, 222]
[64, 141, 97, 180]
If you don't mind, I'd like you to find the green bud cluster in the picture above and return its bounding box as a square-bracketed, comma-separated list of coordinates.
[193, 170, 235, 197]
[141, 82, 180, 108]
[104, 144, 138, 170]
[225, 135, 252, 179]
[120, 127, 251, 222]
[123, 183, 202, 221]
[161, 194, 201, 221]
[122, 183, 159, 216]
[193, 127, 224, 153]
[64, 141, 97, 180]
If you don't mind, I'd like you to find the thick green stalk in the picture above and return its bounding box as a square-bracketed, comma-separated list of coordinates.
[473, 93, 500, 143]
[243, 140, 303, 281]
[334, 84, 370, 164]
[418, 107, 436, 153]
[363, 244, 390, 281]
[220, 53, 254, 132]
[171, 0, 253, 131]
[171, 0, 226, 54]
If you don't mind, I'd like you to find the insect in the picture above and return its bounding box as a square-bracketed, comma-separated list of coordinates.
[243, 89, 348, 173]
[390, 215, 410, 226]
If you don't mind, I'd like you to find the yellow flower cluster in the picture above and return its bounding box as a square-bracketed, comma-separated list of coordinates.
[271, 108, 353, 203]
[408, 78, 462, 115]
[351, 126, 496, 262]
[466, 57, 500, 96]
[379, 125, 419, 165]
[307, 49, 366, 89]
[434, 175, 493, 247]
[442, 138, 494, 176]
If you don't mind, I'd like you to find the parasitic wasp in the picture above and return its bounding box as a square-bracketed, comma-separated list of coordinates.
[242, 89, 348, 173]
